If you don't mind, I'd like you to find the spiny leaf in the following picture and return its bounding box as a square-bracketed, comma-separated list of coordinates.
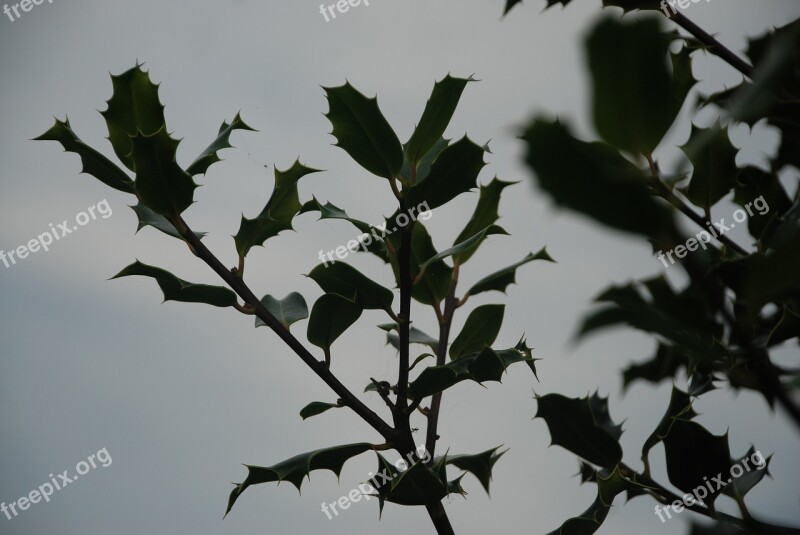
[452, 178, 516, 263]
[373, 453, 452, 509]
[378, 323, 438, 352]
[722, 447, 771, 498]
[467, 248, 555, 296]
[256, 292, 308, 330]
[409, 339, 537, 400]
[681, 123, 739, 210]
[130, 203, 205, 241]
[622, 344, 686, 390]
[111, 260, 237, 308]
[544, 495, 610, 535]
[299, 401, 340, 421]
[323, 82, 403, 179]
[186, 112, 256, 176]
[406, 75, 474, 167]
[449, 304, 505, 360]
[100, 64, 167, 171]
[307, 294, 362, 351]
[522, 118, 675, 240]
[34, 117, 135, 194]
[535, 393, 623, 468]
[663, 420, 732, 505]
[420, 225, 507, 274]
[406, 136, 486, 210]
[445, 447, 506, 495]
[226, 443, 372, 515]
[130, 127, 197, 217]
[390, 222, 453, 306]
[401, 137, 450, 184]
[307, 262, 394, 313]
[234, 160, 321, 257]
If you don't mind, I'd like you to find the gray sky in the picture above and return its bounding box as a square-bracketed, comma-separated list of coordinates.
[1, 1, 799, 534]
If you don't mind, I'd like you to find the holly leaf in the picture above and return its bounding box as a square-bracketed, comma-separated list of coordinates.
[100, 64, 167, 171]
[111, 260, 237, 308]
[445, 447, 506, 495]
[379, 324, 439, 352]
[642, 387, 697, 465]
[452, 178, 516, 263]
[407, 136, 486, 210]
[663, 420, 732, 504]
[226, 443, 372, 515]
[323, 82, 403, 179]
[34, 117, 135, 194]
[186, 112, 256, 176]
[681, 123, 739, 210]
[130, 203, 205, 241]
[586, 16, 676, 155]
[467, 248, 555, 296]
[299, 402, 340, 421]
[307, 294, 363, 351]
[234, 160, 321, 257]
[409, 339, 537, 400]
[522, 118, 674, 240]
[130, 127, 197, 217]
[406, 75, 474, 167]
[722, 447, 771, 498]
[449, 304, 505, 360]
[419, 225, 507, 273]
[535, 393, 623, 468]
[307, 262, 394, 313]
[256, 292, 309, 330]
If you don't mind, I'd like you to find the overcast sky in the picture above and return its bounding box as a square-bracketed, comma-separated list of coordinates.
[1, 1, 799, 534]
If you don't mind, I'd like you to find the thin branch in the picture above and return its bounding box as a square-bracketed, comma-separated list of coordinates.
[646, 155, 749, 256]
[174, 215, 396, 440]
[670, 12, 754, 80]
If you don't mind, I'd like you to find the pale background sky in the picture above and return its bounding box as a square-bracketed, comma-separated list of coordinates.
[1, 1, 798, 534]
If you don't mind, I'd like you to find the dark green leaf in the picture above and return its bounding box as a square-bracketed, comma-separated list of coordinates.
[307, 294, 363, 351]
[681, 124, 739, 210]
[299, 402, 340, 420]
[373, 453, 449, 508]
[642, 387, 697, 465]
[663, 419, 731, 504]
[420, 225, 507, 273]
[234, 160, 321, 257]
[323, 82, 403, 179]
[406, 75, 474, 166]
[226, 443, 372, 515]
[622, 344, 686, 390]
[111, 260, 237, 308]
[467, 248, 555, 296]
[34, 118, 135, 194]
[307, 262, 394, 313]
[452, 178, 516, 263]
[185, 112, 256, 176]
[130, 127, 197, 217]
[401, 136, 450, 184]
[130, 203, 205, 241]
[100, 64, 167, 171]
[407, 136, 486, 210]
[449, 304, 505, 359]
[409, 339, 537, 400]
[544, 495, 610, 535]
[722, 447, 771, 499]
[445, 447, 506, 495]
[256, 292, 309, 330]
[535, 393, 623, 468]
[586, 16, 675, 154]
[522, 118, 674, 240]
